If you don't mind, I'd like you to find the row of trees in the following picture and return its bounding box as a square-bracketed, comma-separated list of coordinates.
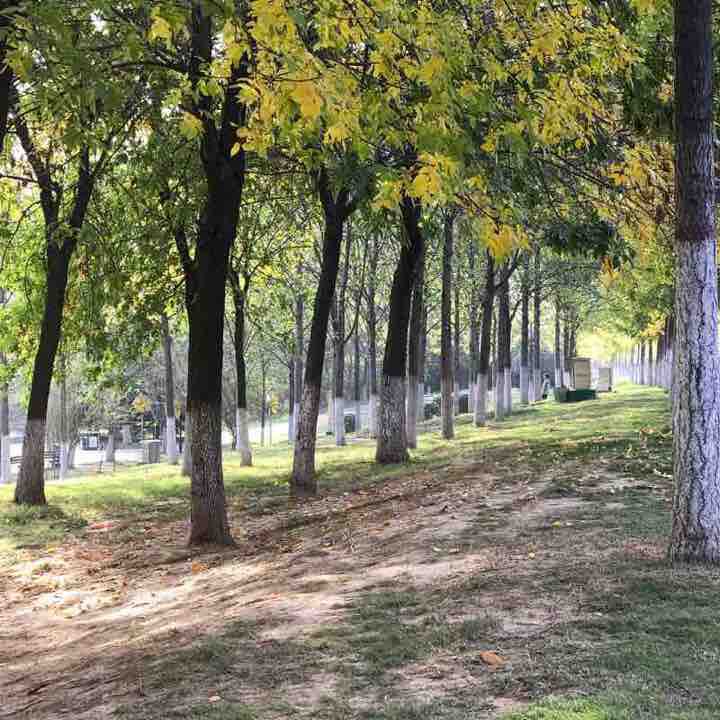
[1, 1, 719, 563]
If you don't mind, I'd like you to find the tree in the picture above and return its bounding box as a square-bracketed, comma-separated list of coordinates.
[668, 0, 720, 563]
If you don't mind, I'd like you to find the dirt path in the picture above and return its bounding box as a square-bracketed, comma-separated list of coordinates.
[0, 409, 673, 720]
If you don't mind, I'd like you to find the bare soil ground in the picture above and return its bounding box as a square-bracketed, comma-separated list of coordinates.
[3, 387, 715, 720]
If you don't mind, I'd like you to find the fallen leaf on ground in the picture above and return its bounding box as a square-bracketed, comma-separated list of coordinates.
[480, 650, 506, 666]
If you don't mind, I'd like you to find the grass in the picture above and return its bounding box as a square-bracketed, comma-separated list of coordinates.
[9, 383, 720, 720]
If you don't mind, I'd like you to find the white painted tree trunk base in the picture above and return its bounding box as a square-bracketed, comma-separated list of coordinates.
[368, 393, 379, 438]
[0, 435, 10, 484]
[236, 408, 252, 466]
[495, 373, 506, 421]
[504, 369, 512, 414]
[104, 434, 116, 463]
[474, 373, 487, 427]
[520, 366, 529, 405]
[334, 397, 345, 446]
[292, 402, 300, 443]
[59, 442, 70, 481]
[166, 418, 178, 464]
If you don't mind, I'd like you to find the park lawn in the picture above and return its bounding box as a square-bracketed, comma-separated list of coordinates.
[4, 384, 718, 720]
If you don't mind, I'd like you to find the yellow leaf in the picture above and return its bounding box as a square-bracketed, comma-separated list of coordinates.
[148, 11, 173, 43]
[290, 83, 323, 120]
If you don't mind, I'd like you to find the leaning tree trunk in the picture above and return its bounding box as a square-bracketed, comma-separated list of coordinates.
[15, 248, 72, 505]
[475, 253, 495, 427]
[376, 196, 424, 463]
[161, 314, 179, 465]
[669, 0, 720, 564]
[440, 212, 454, 439]
[292, 179, 353, 495]
[520, 254, 530, 404]
[406, 242, 425, 448]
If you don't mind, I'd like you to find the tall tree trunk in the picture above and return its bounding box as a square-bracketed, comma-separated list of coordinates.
[186, 236, 235, 544]
[376, 196, 424, 463]
[532, 246, 542, 401]
[293, 294, 304, 441]
[161, 314, 178, 465]
[475, 253, 495, 426]
[292, 173, 355, 495]
[58, 353, 68, 481]
[440, 212, 454, 439]
[670, 0, 720, 563]
[520, 254, 530, 404]
[468, 244, 479, 414]
[367, 237, 379, 438]
[354, 322, 361, 433]
[406, 242, 425, 448]
[500, 271, 512, 415]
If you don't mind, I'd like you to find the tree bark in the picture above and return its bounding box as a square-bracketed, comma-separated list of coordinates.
[293, 294, 304, 441]
[440, 211, 454, 439]
[376, 196, 424, 463]
[669, 0, 720, 563]
[475, 253, 495, 426]
[554, 298, 563, 388]
[292, 171, 356, 494]
[161, 314, 178, 465]
[407, 239, 425, 448]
